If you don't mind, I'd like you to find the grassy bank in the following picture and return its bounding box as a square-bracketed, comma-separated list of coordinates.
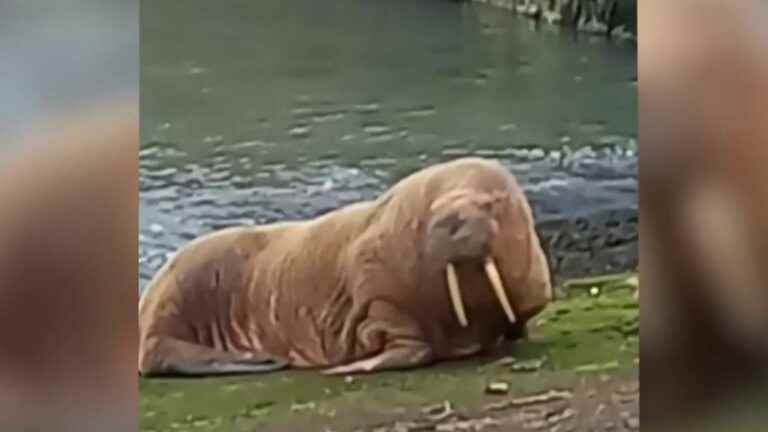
[140, 274, 639, 432]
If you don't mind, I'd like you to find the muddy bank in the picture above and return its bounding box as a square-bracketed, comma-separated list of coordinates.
[471, 0, 637, 39]
[140, 274, 638, 431]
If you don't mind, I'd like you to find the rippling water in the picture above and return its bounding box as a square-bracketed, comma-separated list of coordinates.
[140, 0, 637, 292]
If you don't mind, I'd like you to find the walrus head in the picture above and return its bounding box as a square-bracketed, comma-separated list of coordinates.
[425, 187, 552, 328]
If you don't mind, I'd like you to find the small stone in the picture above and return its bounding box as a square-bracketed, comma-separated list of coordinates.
[493, 356, 517, 367]
[624, 416, 640, 430]
[574, 361, 619, 373]
[618, 381, 640, 394]
[291, 401, 317, 412]
[510, 357, 546, 372]
[485, 381, 510, 395]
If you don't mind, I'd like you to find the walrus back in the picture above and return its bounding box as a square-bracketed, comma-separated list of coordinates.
[138, 226, 293, 343]
[138, 201, 378, 370]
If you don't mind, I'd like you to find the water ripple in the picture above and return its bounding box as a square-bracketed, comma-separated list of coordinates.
[139, 139, 637, 291]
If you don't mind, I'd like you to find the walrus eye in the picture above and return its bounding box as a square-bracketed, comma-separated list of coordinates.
[432, 212, 464, 236]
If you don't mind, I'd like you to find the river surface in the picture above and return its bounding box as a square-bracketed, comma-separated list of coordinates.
[139, 0, 637, 292]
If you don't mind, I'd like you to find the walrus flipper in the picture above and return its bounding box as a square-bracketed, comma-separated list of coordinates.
[140, 337, 289, 377]
[323, 342, 432, 375]
[172, 358, 289, 376]
[322, 300, 434, 375]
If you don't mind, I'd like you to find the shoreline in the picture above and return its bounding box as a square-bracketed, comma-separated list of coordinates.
[471, 0, 637, 40]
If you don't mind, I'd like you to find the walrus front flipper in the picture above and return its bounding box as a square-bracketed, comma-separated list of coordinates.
[139, 337, 289, 377]
[323, 342, 432, 375]
[322, 300, 434, 375]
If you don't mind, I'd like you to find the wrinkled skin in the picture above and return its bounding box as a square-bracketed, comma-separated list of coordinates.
[138, 157, 552, 376]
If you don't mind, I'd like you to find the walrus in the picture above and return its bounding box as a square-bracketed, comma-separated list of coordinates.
[138, 157, 552, 376]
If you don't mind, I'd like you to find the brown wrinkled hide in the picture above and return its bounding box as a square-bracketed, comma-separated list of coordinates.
[138, 157, 551, 375]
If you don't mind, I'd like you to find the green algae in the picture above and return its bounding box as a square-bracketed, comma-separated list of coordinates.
[139, 273, 639, 431]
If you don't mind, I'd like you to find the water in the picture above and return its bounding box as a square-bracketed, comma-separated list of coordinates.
[140, 0, 637, 291]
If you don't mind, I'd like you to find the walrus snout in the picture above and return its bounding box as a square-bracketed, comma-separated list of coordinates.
[426, 200, 500, 262]
[449, 216, 498, 261]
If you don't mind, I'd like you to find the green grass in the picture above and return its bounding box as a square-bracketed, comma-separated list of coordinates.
[139, 273, 639, 432]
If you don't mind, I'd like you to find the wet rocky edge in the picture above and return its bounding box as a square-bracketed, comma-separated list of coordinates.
[139, 139, 636, 290]
[139, 274, 638, 432]
[471, 0, 636, 40]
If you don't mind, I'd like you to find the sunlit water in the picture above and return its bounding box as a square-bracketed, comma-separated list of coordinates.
[140, 0, 637, 292]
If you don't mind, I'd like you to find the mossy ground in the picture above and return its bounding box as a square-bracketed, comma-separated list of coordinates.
[140, 274, 639, 432]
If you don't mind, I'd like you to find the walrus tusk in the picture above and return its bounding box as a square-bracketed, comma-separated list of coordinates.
[446, 263, 469, 327]
[484, 257, 517, 324]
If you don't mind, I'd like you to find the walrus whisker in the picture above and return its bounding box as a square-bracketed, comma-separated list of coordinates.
[446, 263, 469, 327]
[484, 257, 516, 324]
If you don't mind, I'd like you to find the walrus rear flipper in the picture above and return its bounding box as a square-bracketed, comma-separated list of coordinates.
[140, 337, 289, 377]
[172, 358, 289, 376]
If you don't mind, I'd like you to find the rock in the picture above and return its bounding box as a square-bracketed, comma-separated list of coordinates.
[510, 357, 547, 372]
[492, 356, 517, 367]
[543, 9, 562, 24]
[574, 361, 619, 373]
[291, 401, 317, 412]
[485, 381, 510, 395]
[624, 416, 639, 430]
[472, 1, 636, 41]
